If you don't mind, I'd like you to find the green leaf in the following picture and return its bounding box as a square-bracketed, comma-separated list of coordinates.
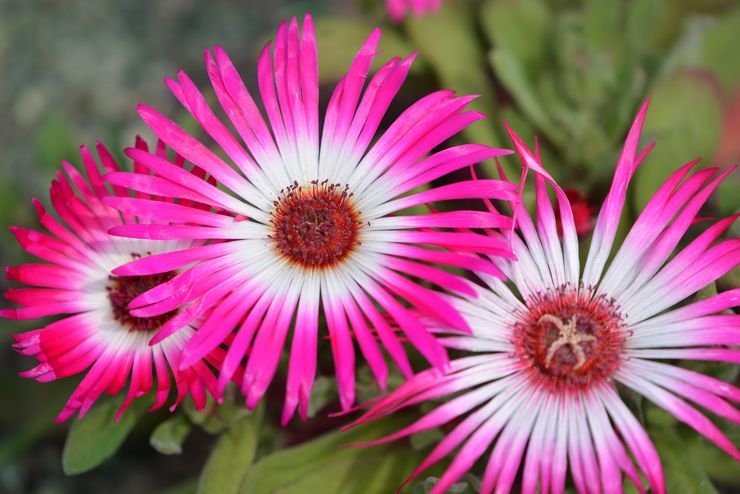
[583, 0, 621, 53]
[307, 376, 337, 419]
[714, 176, 740, 216]
[490, 48, 563, 147]
[62, 394, 152, 475]
[480, 0, 551, 78]
[312, 17, 421, 84]
[651, 426, 719, 494]
[405, 1, 507, 162]
[33, 112, 78, 172]
[701, 8, 740, 91]
[240, 416, 423, 494]
[150, 414, 192, 455]
[411, 475, 481, 494]
[183, 393, 246, 435]
[634, 71, 722, 211]
[688, 433, 740, 485]
[197, 407, 262, 494]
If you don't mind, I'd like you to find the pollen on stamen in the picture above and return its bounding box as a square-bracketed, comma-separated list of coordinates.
[270, 180, 362, 269]
[513, 286, 625, 391]
[106, 264, 178, 333]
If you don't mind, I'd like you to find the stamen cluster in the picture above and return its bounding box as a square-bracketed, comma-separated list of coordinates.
[514, 285, 625, 390]
[107, 264, 178, 332]
[270, 180, 361, 269]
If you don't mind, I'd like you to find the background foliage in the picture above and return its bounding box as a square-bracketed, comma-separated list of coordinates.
[0, 0, 738, 493]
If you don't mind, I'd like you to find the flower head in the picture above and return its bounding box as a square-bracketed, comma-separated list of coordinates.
[105, 13, 516, 424]
[2, 139, 226, 422]
[386, 0, 446, 22]
[351, 100, 740, 494]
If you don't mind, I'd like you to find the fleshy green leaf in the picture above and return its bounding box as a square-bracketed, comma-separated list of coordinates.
[651, 426, 719, 494]
[480, 0, 551, 78]
[62, 394, 152, 475]
[307, 375, 337, 418]
[313, 17, 421, 84]
[701, 8, 740, 91]
[196, 407, 262, 494]
[405, 2, 505, 154]
[150, 414, 192, 455]
[688, 432, 740, 485]
[490, 48, 563, 147]
[411, 475, 481, 494]
[634, 71, 722, 211]
[240, 416, 423, 494]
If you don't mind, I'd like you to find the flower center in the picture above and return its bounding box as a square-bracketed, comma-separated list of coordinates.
[106, 269, 178, 332]
[514, 287, 625, 390]
[270, 180, 361, 269]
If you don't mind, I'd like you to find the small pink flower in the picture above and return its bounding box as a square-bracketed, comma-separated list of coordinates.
[386, 0, 446, 23]
[2, 139, 226, 422]
[351, 100, 739, 494]
[105, 13, 516, 424]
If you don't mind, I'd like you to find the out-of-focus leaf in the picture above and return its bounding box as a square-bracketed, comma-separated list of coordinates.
[634, 71, 722, 211]
[409, 428, 444, 451]
[651, 426, 719, 494]
[196, 407, 262, 494]
[626, 0, 662, 49]
[62, 394, 153, 475]
[646, 404, 678, 429]
[688, 432, 740, 485]
[583, 0, 621, 53]
[150, 414, 191, 455]
[313, 17, 421, 84]
[33, 112, 78, 172]
[0, 183, 24, 225]
[701, 8, 740, 91]
[158, 479, 197, 494]
[411, 475, 481, 494]
[406, 2, 504, 152]
[183, 393, 245, 435]
[240, 415, 422, 494]
[480, 0, 550, 78]
[307, 376, 337, 419]
[491, 49, 562, 147]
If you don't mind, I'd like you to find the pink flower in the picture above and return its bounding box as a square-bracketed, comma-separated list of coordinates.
[2, 139, 226, 422]
[105, 13, 516, 424]
[350, 100, 740, 494]
[386, 0, 446, 23]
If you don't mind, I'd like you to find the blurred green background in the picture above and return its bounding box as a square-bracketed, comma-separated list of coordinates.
[0, 0, 738, 493]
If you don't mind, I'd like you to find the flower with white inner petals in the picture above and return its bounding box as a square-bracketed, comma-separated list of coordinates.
[351, 100, 740, 494]
[105, 13, 517, 424]
[2, 139, 227, 421]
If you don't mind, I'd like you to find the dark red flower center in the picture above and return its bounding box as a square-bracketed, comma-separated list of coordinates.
[107, 270, 178, 332]
[270, 181, 361, 269]
[514, 287, 625, 390]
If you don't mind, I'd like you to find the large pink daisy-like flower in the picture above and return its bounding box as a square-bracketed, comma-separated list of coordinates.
[2, 140, 225, 422]
[386, 0, 446, 22]
[105, 13, 516, 424]
[351, 100, 740, 494]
